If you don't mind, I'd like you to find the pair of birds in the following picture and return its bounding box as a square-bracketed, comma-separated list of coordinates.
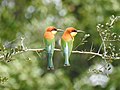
[44, 26, 84, 70]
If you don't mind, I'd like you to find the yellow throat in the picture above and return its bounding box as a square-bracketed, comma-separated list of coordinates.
[70, 32, 77, 37]
[51, 31, 57, 35]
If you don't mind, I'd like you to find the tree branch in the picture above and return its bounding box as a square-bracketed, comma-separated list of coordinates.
[27, 48, 103, 57]
[0, 48, 120, 61]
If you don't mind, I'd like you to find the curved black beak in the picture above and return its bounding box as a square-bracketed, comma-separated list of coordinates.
[77, 30, 85, 33]
[57, 29, 64, 32]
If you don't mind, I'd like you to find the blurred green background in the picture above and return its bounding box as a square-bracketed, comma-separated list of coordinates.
[0, 0, 120, 90]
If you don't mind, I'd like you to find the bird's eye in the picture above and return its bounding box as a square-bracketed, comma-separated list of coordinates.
[72, 30, 77, 32]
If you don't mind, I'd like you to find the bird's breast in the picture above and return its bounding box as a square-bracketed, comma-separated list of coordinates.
[44, 32, 54, 39]
[62, 33, 73, 41]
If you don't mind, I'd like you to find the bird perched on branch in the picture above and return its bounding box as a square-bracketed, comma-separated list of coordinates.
[44, 26, 63, 70]
[61, 27, 84, 66]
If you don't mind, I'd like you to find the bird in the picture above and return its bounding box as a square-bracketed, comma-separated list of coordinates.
[44, 26, 63, 70]
[61, 27, 84, 66]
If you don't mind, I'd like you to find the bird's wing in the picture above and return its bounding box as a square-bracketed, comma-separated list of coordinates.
[67, 40, 73, 56]
[44, 38, 55, 53]
[61, 39, 73, 57]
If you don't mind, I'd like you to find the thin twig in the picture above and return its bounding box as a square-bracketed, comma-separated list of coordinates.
[109, 16, 117, 26]
[98, 43, 103, 53]
[0, 48, 120, 60]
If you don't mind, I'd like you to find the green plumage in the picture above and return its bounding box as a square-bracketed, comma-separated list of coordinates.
[61, 39, 73, 66]
[44, 38, 55, 70]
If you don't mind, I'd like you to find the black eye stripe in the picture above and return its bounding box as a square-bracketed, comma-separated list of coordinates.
[52, 28, 57, 31]
[72, 30, 77, 32]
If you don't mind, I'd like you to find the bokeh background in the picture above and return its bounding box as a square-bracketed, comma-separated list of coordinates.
[0, 0, 120, 90]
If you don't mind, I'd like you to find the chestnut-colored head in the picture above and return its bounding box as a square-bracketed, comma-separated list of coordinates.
[46, 26, 57, 35]
[61, 27, 78, 41]
[62, 27, 84, 41]
[65, 27, 78, 37]
[44, 26, 63, 39]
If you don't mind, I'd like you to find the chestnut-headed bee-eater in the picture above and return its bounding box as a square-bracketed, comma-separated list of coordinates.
[44, 26, 63, 70]
[61, 27, 84, 66]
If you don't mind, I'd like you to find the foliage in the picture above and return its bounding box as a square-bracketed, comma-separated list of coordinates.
[0, 0, 120, 90]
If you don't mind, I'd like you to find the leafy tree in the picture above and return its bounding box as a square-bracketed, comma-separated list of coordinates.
[0, 0, 120, 90]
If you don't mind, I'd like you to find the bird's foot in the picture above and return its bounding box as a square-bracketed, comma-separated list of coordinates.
[47, 66, 54, 70]
[64, 63, 70, 67]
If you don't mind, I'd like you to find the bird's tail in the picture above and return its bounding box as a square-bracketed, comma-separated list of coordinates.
[64, 53, 70, 66]
[47, 53, 54, 70]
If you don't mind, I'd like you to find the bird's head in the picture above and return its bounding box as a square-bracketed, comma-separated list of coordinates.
[46, 26, 63, 35]
[66, 27, 84, 37]
[46, 26, 57, 35]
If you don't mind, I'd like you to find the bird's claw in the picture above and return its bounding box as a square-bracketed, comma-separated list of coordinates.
[64, 64, 70, 67]
[47, 66, 54, 70]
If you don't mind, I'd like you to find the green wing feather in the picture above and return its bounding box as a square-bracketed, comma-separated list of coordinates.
[44, 38, 55, 52]
[68, 40, 73, 56]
